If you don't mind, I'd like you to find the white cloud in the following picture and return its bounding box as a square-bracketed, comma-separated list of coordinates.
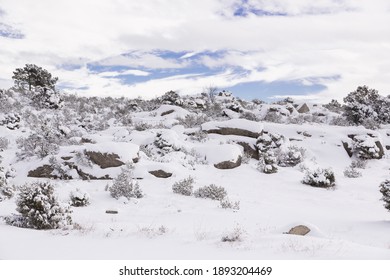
[0, 0, 389, 102]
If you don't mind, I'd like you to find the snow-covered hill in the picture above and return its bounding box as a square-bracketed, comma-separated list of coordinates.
[1, 88, 390, 259]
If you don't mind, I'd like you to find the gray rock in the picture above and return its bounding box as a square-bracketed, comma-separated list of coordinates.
[85, 151, 124, 169]
[342, 141, 353, 157]
[298, 103, 310, 113]
[149, 169, 173, 178]
[214, 156, 242, 169]
[286, 225, 311, 236]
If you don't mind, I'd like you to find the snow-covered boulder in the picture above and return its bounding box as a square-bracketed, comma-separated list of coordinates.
[148, 169, 173, 178]
[194, 144, 242, 170]
[286, 225, 311, 236]
[201, 119, 263, 138]
[347, 134, 385, 159]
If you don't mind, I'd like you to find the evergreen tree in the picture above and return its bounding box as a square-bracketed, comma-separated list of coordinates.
[12, 64, 58, 91]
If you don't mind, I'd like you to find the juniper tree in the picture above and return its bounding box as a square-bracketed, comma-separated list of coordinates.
[12, 64, 58, 91]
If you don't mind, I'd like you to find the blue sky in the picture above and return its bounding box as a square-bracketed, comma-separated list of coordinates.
[0, 0, 389, 102]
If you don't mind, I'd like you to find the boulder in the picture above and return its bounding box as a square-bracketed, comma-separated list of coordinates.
[85, 151, 124, 169]
[297, 103, 310, 114]
[193, 144, 243, 170]
[201, 119, 263, 138]
[286, 225, 311, 236]
[28, 165, 56, 179]
[214, 156, 242, 170]
[236, 141, 259, 160]
[149, 169, 173, 178]
[342, 141, 353, 157]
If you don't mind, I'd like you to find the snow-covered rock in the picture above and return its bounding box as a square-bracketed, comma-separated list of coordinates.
[193, 144, 242, 169]
[201, 119, 263, 138]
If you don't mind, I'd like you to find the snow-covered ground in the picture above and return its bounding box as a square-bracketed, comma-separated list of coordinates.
[1, 93, 390, 260]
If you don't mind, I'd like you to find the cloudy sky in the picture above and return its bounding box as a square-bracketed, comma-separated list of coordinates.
[0, 0, 389, 102]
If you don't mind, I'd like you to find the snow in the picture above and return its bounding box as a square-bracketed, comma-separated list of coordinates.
[2, 94, 390, 260]
[193, 144, 242, 164]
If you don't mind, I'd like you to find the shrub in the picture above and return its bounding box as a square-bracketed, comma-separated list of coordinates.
[172, 176, 194, 196]
[302, 168, 335, 188]
[0, 162, 14, 201]
[70, 189, 90, 207]
[16, 134, 59, 159]
[134, 121, 152, 131]
[350, 159, 367, 169]
[176, 114, 209, 128]
[219, 198, 240, 210]
[0, 137, 10, 151]
[343, 166, 362, 178]
[8, 182, 72, 229]
[109, 163, 143, 200]
[257, 151, 278, 174]
[221, 225, 245, 242]
[352, 135, 383, 160]
[379, 180, 390, 211]
[278, 146, 305, 167]
[194, 184, 227, 200]
[343, 85, 383, 127]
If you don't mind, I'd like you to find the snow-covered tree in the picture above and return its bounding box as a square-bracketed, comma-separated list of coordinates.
[343, 86, 381, 127]
[12, 64, 58, 91]
[379, 180, 390, 211]
[12, 182, 72, 229]
[109, 163, 143, 200]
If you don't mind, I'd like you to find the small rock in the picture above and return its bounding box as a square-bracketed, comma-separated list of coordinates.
[286, 225, 311, 236]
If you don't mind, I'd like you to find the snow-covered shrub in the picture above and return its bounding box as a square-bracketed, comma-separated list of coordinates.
[194, 184, 227, 200]
[302, 168, 336, 188]
[176, 114, 209, 128]
[257, 151, 278, 174]
[379, 180, 390, 211]
[0, 161, 14, 201]
[0, 137, 10, 151]
[154, 130, 181, 154]
[343, 166, 362, 178]
[109, 163, 143, 200]
[323, 99, 343, 113]
[160, 90, 183, 106]
[8, 182, 72, 229]
[256, 132, 285, 153]
[278, 146, 305, 167]
[16, 134, 59, 159]
[74, 151, 93, 168]
[70, 189, 90, 207]
[49, 157, 71, 179]
[330, 116, 349, 126]
[352, 135, 383, 160]
[172, 176, 194, 196]
[219, 198, 240, 210]
[262, 110, 283, 123]
[350, 159, 367, 169]
[221, 225, 245, 242]
[31, 87, 63, 110]
[343, 85, 385, 128]
[189, 130, 208, 143]
[134, 121, 152, 131]
[240, 111, 258, 121]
